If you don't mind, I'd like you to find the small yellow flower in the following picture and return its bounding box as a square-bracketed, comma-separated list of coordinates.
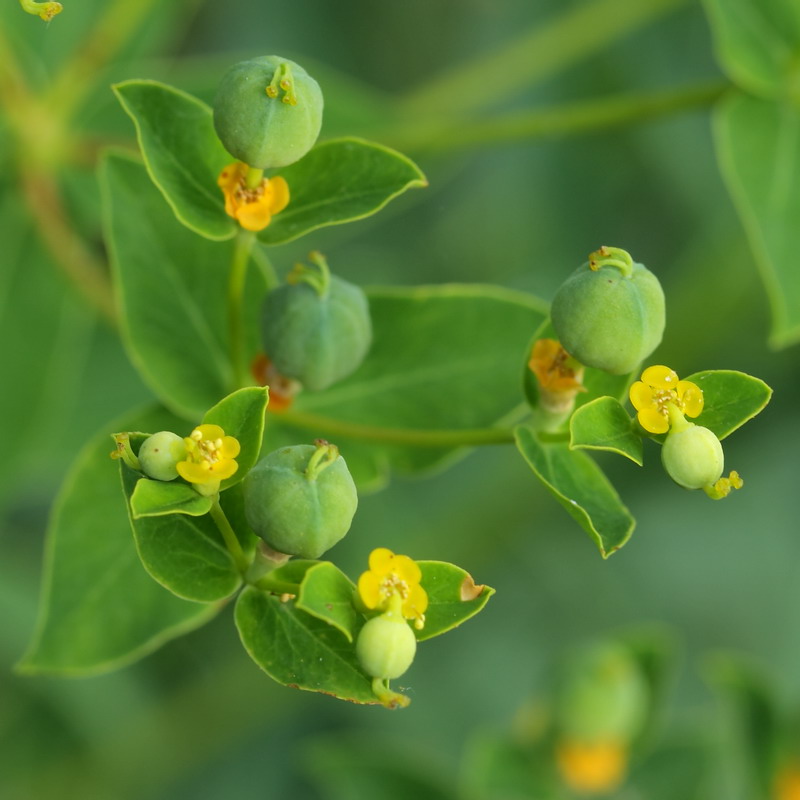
[176, 424, 240, 485]
[529, 339, 587, 393]
[629, 365, 703, 434]
[774, 765, 800, 800]
[217, 162, 289, 232]
[358, 548, 428, 630]
[20, 0, 62, 21]
[556, 739, 627, 795]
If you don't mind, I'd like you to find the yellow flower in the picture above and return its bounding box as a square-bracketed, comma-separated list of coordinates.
[20, 0, 62, 21]
[529, 339, 587, 393]
[775, 766, 800, 800]
[629, 365, 703, 434]
[358, 548, 428, 630]
[217, 162, 289, 232]
[176, 424, 240, 485]
[556, 739, 627, 795]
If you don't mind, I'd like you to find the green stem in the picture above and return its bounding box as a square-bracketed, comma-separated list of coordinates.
[276, 409, 517, 447]
[399, 0, 689, 117]
[228, 229, 256, 389]
[384, 81, 726, 154]
[209, 498, 250, 575]
[245, 166, 264, 190]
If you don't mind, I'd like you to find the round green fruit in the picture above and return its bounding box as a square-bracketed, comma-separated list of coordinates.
[662, 423, 724, 490]
[138, 431, 186, 482]
[551, 260, 665, 375]
[213, 55, 323, 169]
[559, 643, 648, 742]
[356, 614, 417, 680]
[242, 443, 357, 559]
[261, 275, 372, 392]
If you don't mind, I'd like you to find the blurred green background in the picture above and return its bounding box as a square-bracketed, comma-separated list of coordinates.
[1, 0, 798, 797]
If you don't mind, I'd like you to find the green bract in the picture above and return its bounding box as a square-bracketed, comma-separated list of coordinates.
[356, 614, 417, 680]
[558, 643, 648, 741]
[137, 431, 186, 481]
[213, 55, 323, 169]
[662, 423, 724, 490]
[261, 260, 372, 392]
[242, 443, 358, 559]
[551, 252, 665, 375]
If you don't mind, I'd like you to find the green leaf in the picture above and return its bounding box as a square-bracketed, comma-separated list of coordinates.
[523, 319, 636, 418]
[101, 151, 266, 418]
[258, 138, 427, 244]
[296, 562, 359, 643]
[273, 285, 546, 483]
[18, 407, 219, 676]
[703, 0, 800, 98]
[113, 80, 235, 240]
[714, 92, 800, 347]
[630, 738, 713, 800]
[705, 653, 779, 797]
[685, 369, 772, 440]
[130, 478, 212, 517]
[235, 586, 377, 704]
[203, 386, 269, 489]
[121, 462, 245, 603]
[416, 561, 494, 642]
[514, 425, 635, 558]
[569, 396, 643, 465]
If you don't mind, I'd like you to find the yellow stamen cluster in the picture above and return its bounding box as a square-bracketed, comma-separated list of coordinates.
[20, 0, 62, 21]
[529, 339, 586, 394]
[556, 739, 627, 795]
[629, 365, 703, 434]
[217, 162, 289, 232]
[266, 63, 298, 105]
[176, 424, 240, 485]
[705, 470, 744, 500]
[358, 548, 428, 630]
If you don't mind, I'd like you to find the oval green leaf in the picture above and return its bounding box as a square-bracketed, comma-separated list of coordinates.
[258, 137, 427, 244]
[684, 369, 772, 440]
[121, 461, 247, 603]
[703, 0, 800, 99]
[273, 284, 546, 484]
[17, 407, 219, 676]
[570, 396, 643, 465]
[715, 92, 800, 348]
[203, 386, 269, 489]
[113, 80, 235, 241]
[415, 561, 494, 642]
[296, 562, 359, 643]
[515, 425, 635, 558]
[130, 478, 213, 517]
[101, 151, 266, 419]
[235, 586, 378, 704]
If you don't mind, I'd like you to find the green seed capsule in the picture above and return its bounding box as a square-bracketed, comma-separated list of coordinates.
[138, 431, 187, 482]
[356, 613, 417, 680]
[559, 643, 648, 742]
[213, 55, 323, 169]
[261, 255, 371, 392]
[242, 442, 357, 559]
[551, 250, 665, 375]
[662, 423, 724, 490]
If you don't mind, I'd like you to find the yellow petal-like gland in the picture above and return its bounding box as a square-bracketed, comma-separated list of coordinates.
[196, 423, 225, 440]
[177, 461, 215, 484]
[638, 407, 669, 434]
[368, 547, 395, 573]
[404, 582, 429, 618]
[221, 436, 241, 458]
[236, 203, 272, 232]
[628, 381, 655, 412]
[392, 554, 422, 585]
[677, 380, 703, 417]
[270, 176, 290, 214]
[641, 365, 678, 390]
[357, 571, 382, 609]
